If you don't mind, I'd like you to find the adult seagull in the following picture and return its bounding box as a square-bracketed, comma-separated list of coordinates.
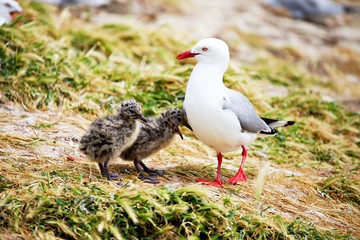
[0, 0, 23, 26]
[177, 38, 294, 188]
[261, 0, 360, 20]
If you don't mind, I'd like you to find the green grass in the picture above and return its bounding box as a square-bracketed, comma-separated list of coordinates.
[0, 3, 189, 116]
[0, 178, 349, 240]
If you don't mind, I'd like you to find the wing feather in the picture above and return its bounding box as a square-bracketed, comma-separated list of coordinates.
[222, 89, 271, 133]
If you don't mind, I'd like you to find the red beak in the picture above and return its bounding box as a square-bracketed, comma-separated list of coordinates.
[176, 50, 199, 60]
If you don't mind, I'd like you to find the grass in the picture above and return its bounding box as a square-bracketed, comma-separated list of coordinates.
[0, 1, 359, 239]
[0, 2, 189, 116]
[1, 176, 350, 239]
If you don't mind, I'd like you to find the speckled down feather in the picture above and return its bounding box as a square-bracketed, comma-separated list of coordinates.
[79, 99, 145, 181]
[121, 108, 186, 161]
[120, 108, 189, 183]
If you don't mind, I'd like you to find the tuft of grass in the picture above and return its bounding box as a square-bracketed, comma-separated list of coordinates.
[255, 162, 271, 201]
[317, 175, 360, 207]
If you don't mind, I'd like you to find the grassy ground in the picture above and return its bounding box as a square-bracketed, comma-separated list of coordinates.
[0, 1, 359, 239]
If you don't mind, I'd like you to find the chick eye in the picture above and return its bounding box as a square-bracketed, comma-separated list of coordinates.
[129, 110, 135, 113]
[202, 47, 208, 52]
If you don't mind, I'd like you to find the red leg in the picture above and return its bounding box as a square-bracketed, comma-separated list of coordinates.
[196, 152, 223, 188]
[226, 146, 247, 184]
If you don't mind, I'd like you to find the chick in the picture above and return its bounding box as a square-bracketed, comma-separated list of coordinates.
[79, 99, 147, 182]
[121, 108, 191, 183]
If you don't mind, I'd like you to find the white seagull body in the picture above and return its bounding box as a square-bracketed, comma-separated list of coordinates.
[184, 65, 269, 152]
[177, 38, 294, 187]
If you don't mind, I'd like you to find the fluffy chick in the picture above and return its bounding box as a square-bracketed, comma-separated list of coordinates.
[121, 108, 191, 183]
[79, 99, 146, 182]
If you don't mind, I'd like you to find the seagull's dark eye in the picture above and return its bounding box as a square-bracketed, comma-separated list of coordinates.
[5, 3, 11, 8]
[129, 109, 135, 114]
[202, 47, 208, 52]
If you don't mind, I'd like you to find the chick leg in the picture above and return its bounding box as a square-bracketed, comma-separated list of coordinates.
[134, 159, 159, 184]
[102, 160, 119, 181]
[139, 160, 165, 175]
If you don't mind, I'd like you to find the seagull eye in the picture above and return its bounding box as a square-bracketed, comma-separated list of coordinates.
[202, 47, 208, 52]
[5, 3, 11, 8]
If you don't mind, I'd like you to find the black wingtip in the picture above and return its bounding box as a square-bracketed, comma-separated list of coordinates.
[260, 128, 278, 135]
[260, 117, 278, 125]
[285, 121, 295, 126]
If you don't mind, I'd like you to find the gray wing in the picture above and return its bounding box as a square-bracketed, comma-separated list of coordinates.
[222, 89, 271, 133]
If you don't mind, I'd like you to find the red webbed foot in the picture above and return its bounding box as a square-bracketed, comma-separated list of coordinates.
[196, 179, 223, 188]
[226, 169, 247, 184]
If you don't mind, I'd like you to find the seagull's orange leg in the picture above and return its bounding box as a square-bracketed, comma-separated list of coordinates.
[197, 152, 223, 188]
[226, 145, 247, 184]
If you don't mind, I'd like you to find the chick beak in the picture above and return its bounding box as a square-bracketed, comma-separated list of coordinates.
[176, 126, 184, 140]
[136, 114, 147, 123]
[182, 121, 193, 131]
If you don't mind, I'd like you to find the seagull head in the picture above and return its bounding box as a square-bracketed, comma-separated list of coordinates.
[176, 38, 230, 66]
[0, 0, 23, 24]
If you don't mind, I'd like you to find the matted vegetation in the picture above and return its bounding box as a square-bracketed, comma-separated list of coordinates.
[0, 1, 359, 239]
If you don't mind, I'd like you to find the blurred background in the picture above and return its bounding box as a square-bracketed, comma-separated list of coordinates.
[29, 0, 360, 112]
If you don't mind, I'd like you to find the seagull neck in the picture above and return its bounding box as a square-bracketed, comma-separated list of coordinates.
[190, 62, 227, 88]
[196, 61, 228, 74]
[0, 12, 11, 22]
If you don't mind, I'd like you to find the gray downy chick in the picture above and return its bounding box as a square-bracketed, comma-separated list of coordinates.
[120, 108, 192, 184]
[79, 99, 147, 183]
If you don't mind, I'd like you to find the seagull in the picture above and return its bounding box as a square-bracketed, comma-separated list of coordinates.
[0, 0, 23, 26]
[120, 108, 192, 184]
[261, 0, 360, 20]
[33, 0, 111, 7]
[177, 38, 295, 188]
[79, 99, 147, 183]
